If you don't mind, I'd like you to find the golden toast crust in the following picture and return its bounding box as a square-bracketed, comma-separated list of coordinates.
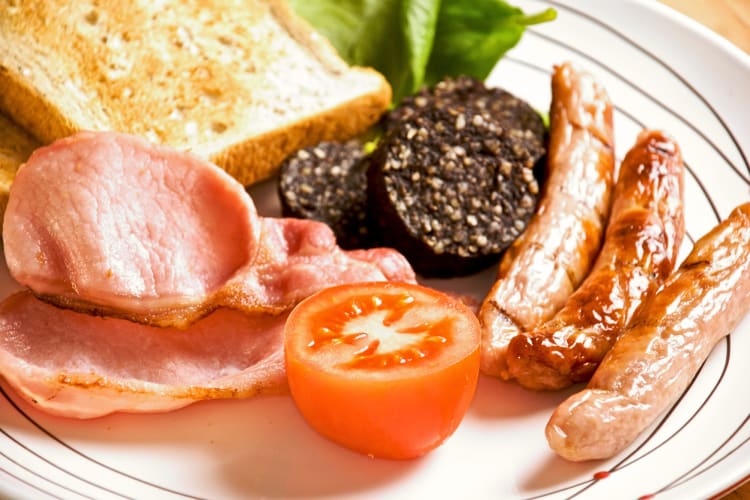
[0, 0, 391, 186]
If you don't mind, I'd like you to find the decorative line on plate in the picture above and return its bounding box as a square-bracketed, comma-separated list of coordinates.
[590, 338, 733, 500]
[0, 464, 59, 500]
[505, 56, 722, 222]
[504, 55, 731, 500]
[611, 99, 722, 222]
[0, 442, 94, 500]
[0, 4, 745, 498]
[539, 0, 750, 179]
[526, 27, 750, 188]
[562, 364, 710, 499]
[0, 384, 200, 500]
[0, 47, 717, 500]
[515, 8, 750, 493]
[658, 412, 750, 493]
[616, 337, 730, 471]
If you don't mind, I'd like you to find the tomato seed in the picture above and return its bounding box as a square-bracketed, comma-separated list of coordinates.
[353, 339, 380, 357]
[306, 291, 456, 369]
[341, 332, 368, 344]
[425, 335, 448, 344]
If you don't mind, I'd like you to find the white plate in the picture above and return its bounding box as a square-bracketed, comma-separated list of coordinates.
[2, 0, 750, 498]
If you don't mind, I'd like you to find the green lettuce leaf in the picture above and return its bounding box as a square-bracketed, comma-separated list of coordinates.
[425, 1, 556, 85]
[288, 0, 555, 104]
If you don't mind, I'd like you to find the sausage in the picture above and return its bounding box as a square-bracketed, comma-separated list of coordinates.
[546, 202, 750, 461]
[506, 130, 685, 390]
[478, 62, 616, 379]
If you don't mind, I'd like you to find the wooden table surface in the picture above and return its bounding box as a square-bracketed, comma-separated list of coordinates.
[660, 0, 750, 53]
[656, 2, 750, 498]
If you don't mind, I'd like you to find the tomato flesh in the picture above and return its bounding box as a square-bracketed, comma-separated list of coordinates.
[284, 282, 480, 460]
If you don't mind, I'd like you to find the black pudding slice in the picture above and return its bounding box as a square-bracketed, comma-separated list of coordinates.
[278, 140, 374, 249]
[369, 81, 545, 278]
[388, 76, 546, 146]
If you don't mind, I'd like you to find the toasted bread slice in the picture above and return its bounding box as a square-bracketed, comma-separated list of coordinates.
[0, 0, 390, 186]
[0, 113, 39, 227]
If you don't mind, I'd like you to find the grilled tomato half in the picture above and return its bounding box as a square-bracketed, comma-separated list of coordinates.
[284, 281, 480, 460]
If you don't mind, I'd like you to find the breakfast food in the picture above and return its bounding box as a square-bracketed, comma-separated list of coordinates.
[478, 62, 616, 379]
[0, 112, 38, 227]
[0, 14, 742, 473]
[546, 202, 750, 461]
[0, 292, 288, 418]
[3, 132, 414, 328]
[0, 0, 390, 186]
[0, 131, 417, 418]
[278, 140, 374, 249]
[5, 131, 257, 326]
[386, 75, 546, 140]
[368, 76, 546, 277]
[507, 130, 685, 390]
[284, 281, 480, 459]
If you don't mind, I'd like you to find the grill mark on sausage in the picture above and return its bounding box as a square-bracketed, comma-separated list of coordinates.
[546, 202, 750, 462]
[506, 130, 685, 390]
[478, 61, 616, 380]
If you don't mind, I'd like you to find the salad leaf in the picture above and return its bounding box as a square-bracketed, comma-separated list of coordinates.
[288, 0, 555, 105]
[288, 0, 440, 104]
[399, 0, 441, 100]
[425, 0, 556, 85]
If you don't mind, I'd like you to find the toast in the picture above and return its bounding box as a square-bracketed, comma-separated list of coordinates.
[0, 0, 391, 186]
[0, 113, 39, 227]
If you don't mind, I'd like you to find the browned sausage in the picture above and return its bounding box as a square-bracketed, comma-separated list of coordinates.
[478, 62, 616, 379]
[506, 130, 685, 390]
[546, 202, 750, 461]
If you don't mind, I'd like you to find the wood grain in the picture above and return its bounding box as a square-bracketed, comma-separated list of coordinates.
[659, 0, 750, 53]
[657, 3, 749, 499]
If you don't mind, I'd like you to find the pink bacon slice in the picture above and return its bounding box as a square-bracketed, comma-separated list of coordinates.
[3, 131, 415, 328]
[0, 291, 288, 418]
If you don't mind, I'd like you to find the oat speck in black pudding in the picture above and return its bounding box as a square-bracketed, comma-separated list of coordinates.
[368, 78, 546, 278]
[278, 140, 373, 249]
[389, 76, 546, 145]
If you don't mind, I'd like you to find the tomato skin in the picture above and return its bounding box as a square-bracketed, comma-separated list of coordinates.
[284, 282, 480, 460]
[286, 350, 479, 459]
